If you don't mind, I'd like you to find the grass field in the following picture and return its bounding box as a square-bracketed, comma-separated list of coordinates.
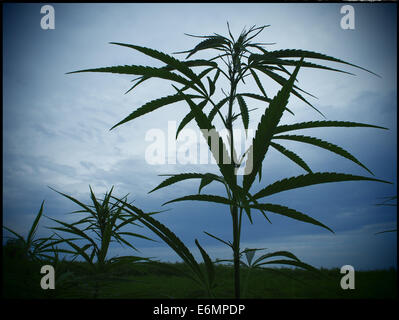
[2, 254, 397, 299]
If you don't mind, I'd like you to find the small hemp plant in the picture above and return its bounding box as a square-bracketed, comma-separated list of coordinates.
[47, 186, 155, 298]
[68, 23, 391, 298]
[3, 201, 64, 263]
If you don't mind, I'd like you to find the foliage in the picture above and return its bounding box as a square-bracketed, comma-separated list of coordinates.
[3, 201, 63, 263]
[68, 23, 390, 298]
[47, 186, 155, 297]
[374, 195, 397, 235]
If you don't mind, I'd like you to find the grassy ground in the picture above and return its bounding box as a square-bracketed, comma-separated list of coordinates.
[2, 255, 397, 299]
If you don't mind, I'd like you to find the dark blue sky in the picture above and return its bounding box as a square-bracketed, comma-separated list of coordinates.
[2, 3, 397, 270]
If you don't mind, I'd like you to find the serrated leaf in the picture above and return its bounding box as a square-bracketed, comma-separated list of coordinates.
[208, 97, 229, 122]
[236, 95, 249, 133]
[204, 231, 232, 248]
[243, 58, 304, 192]
[173, 87, 236, 191]
[238, 92, 271, 103]
[249, 69, 268, 98]
[184, 36, 230, 59]
[48, 218, 98, 251]
[251, 49, 380, 77]
[3, 226, 25, 243]
[274, 120, 388, 134]
[239, 92, 294, 116]
[125, 60, 217, 94]
[176, 99, 208, 139]
[198, 174, 220, 193]
[207, 76, 215, 97]
[150, 173, 223, 194]
[49, 186, 98, 218]
[270, 142, 312, 173]
[253, 58, 355, 75]
[110, 196, 206, 286]
[252, 250, 300, 267]
[251, 203, 333, 233]
[273, 134, 373, 175]
[67, 64, 197, 91]
[253, 172, 391, 200]
[163, 194, 233, 207]
[253, 66, 324, 117]
[255, 259, 320, 272]
[253, 66, 317, 98]
[195, 239, 215, 287]
[26, 200, 45, 246]
[112, 93, 201, 131]
[110, 43, 207, 93]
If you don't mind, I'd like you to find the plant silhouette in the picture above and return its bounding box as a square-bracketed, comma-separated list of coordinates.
[68, 24, 391, 298]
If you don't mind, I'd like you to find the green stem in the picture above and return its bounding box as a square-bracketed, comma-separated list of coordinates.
[227, 46, 243, 299]
[242, 267, 252, 298]
[231, 203, 240, 299]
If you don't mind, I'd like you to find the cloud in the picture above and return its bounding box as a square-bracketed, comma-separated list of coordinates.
[2, 4, 396, 271]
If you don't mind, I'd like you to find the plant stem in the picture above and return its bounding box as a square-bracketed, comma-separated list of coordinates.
[231, 203, 241, 298]
[227, 49, 241, 299]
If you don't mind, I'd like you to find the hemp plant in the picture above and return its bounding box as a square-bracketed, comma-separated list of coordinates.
[68, 24, 390, 298]
[3, 201, 63, 263]
[48, 186, 154, 298]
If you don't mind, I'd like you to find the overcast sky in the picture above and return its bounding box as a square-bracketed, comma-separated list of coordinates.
[3, 3, 397, 271]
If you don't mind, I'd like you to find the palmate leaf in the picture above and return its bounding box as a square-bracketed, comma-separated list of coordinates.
[251, 49, 380, 77]
[250, 203, 333, 233]
[178, 35, 231, 59]
[110, 42, 207, 94]
[243, 58, 304, 192]
[273, 134, 373, 175]
[253, 172, 391, 200]
[270, 142, 312, 173]
[111, 93, 201, 131]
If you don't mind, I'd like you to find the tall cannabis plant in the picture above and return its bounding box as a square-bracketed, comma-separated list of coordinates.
[68, 24, 390, 298]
